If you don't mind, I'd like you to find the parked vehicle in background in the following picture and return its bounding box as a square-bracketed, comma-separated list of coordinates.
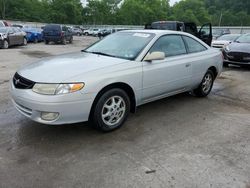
[23, 28, 43, 43]
[146, 21, 213, 46]
[212, 28, 230, 40]
[212, 34, 241, 49]
[71, 27, 83, 36]
[222, 33, 250, 67]
[84, 28, 92, 35]
[12, 24, 32, 29]
[0, 20, 11, 27]
[43, 24, 73, 45]
[0, 27, 27, 49]
[92, 29, 101, 36]
[97, 29, 112, 39]
[11, 30, 222, 132]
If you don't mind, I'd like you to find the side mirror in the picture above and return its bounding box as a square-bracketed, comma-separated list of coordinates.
[144, 51, 165, 61]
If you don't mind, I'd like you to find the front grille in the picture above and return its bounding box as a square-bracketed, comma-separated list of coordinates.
[13, 73, 35, 89]
[227, 52, 250, 62]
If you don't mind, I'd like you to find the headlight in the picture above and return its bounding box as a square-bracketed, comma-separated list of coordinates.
[32, 83, 84, 95]
[224, 44, 230, 51]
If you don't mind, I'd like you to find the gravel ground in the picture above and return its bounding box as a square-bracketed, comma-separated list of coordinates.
[0, 36, 250, 188]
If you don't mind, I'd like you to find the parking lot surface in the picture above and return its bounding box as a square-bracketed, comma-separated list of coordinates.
[0, 36, 250, 188]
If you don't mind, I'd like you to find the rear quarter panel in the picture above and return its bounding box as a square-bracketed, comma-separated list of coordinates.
[190, 48, 223, 89]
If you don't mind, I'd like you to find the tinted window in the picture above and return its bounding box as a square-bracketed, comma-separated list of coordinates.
[44, 25, 61, 31]
[149, 35, 187, 57]
[13, 27, 20, 33]
[217, 34, 240, 41]
[151, 22, 176, 30]
[62, 26, 68, 31]
[183, 36, 207, 53]
[0, 28, 8, 33]
[235, 34, 250, 43]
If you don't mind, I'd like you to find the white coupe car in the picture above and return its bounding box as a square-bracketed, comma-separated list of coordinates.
[11, 30, 223, 131]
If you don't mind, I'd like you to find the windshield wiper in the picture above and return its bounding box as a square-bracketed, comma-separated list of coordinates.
[89, 51, 117, 58]
[81, 50, 116, 58]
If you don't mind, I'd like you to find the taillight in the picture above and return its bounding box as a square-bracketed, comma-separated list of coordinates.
[61, 32, 64, 37]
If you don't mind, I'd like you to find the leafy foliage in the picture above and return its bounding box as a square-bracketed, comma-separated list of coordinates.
[0, 0, 250, 26]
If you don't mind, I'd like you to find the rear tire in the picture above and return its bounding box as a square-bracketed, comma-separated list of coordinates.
[69, 37, 73, 44]
[91, 88, 130, 132]
[193, 70, 214, 97]
[45, 40, 49, 44]
[62, 38, 66, 45]
[34, 37, 38, 43]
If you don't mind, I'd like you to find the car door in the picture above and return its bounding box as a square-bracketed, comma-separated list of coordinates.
[198, 23, 212, 46]
[7, 28, 17, 45]
[182, 35, 210, 87]
[13, 28, 23, 44]
[142, 34, 192, 102]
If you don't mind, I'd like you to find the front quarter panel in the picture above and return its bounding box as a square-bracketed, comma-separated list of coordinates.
[68, 61, 143, 106]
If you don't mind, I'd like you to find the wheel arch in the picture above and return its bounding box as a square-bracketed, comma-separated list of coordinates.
[208, 66, 218, 78]
[89, 82, 137, 120]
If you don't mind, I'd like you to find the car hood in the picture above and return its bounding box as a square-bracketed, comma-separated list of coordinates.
[18, 52, 129, 83]
[228, 42, 250, 53]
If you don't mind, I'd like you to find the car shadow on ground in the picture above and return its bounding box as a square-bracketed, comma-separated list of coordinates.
[14, 92, 198, 151]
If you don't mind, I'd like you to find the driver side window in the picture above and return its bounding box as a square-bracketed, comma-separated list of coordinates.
[149, 35, 187, 57]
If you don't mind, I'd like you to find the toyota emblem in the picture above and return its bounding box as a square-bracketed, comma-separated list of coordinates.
[15, 79, 20, 85]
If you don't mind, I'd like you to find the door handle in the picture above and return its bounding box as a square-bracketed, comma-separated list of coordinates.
[185, 63, 191, 67]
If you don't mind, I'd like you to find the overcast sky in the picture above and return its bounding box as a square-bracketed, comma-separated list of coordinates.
[169, 0, 181, 6]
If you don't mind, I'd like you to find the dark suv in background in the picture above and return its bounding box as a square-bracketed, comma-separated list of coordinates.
[43, 24, 73, 44]
[145, 21, 212, 46]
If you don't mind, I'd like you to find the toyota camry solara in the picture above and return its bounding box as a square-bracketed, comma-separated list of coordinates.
[11, 30, 223, 132]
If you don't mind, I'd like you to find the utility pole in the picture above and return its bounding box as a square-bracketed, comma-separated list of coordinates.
[219, 12, 222, 26]
[1, 0, 5, 19]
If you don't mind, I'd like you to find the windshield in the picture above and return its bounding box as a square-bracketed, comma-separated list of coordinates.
[235, 34, 250, 43]
[0, 28, 8, 33]
[217, 34, 240, 41]
[84, 32, 155, 60]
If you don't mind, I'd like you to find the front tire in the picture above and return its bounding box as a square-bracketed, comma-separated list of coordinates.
[91, 89, 130, 132]
[193, 70, 214, 97]
[23, 37, 27, 46]
[3, 40, 9, 49]
[223, 62, 229, 67]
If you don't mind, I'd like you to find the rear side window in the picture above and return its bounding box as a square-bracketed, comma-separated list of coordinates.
[13, 28, 20, 32]
[183, 36, 207, 53]
[149, 35, 187, 57]
[151, 22, 176, 30]
[44, 25, 61, 31]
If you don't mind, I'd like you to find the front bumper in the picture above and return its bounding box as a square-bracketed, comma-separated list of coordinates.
[224, 59, 250, 66]
[10, 82, 95, 125]
[223, 51, 250, 66]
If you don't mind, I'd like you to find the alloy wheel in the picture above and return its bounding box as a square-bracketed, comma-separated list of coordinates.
[202, 73, 213, 94]
[101, 96, 126, 126]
